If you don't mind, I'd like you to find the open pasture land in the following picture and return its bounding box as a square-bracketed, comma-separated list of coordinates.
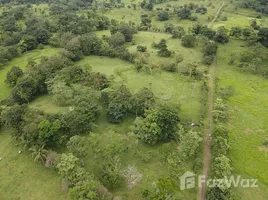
[0, 130, 68, 200]
[216, 39, 268, 199]
[103, 0, 223, 30]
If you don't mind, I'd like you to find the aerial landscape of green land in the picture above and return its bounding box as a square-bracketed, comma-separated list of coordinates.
[0, 0, 268, 199]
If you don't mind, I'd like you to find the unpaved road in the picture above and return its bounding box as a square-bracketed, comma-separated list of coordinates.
[197, 1, 225, 200]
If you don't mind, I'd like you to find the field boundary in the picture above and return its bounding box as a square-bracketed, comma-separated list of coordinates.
[197, 1, 225, 200]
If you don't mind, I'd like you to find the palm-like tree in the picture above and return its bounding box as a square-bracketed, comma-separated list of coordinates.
[29, 145, 48, 164]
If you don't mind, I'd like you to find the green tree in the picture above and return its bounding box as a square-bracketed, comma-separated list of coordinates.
[80, 34, 103, 56]
[67, 136, 88, 158]
[1, 104, 26, 131]
[134, 104, 180, 144]
[180, 130, 202, 159]
[258, 28, 268, 47]
[177, 7, 191, 19]
[157, 11, 169, 21]
[131, 87, 155, 116]
[29, 145, 48, 164]
[11, 73, 45, 104]
[20, 35, 38, 51]
[61, 102, 99, 136]
[109, 32, 125, 47]
[64, 37, 83, 61]
[181, 35, 196, 48]
[69, 177, 100, 200]
[100, 157, 122, 190]
[229, 26, 242, 38]
[215, 27, 229, 44]
[172, 26, 185, 39]
[5, 66, 23, 87]
[213, 155, 232, 178]
[37, 119, 62, 146]
[106, 85, 132, 123]
[242, 27, 254, 40]
[56, 153, 80, 179]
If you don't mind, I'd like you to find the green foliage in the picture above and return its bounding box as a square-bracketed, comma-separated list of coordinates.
[229, 26, 242, 38]
[180, 130, 202, 159]
[105, 85, 132, 123]
[67, 136, 88, 158]
[11, 67, 47, 103]
[61, 101, 99, 136]
[68, 177, 100, 200]
[20, 35, 38, 52]
[181, 35, 196, 48]
[258, 28, 268, 47]
[150, 178, 178, 200]
[213, 155, 232, 178]
[29, 145, 48, 163]
[215, 27, 229, 44]
[109, 32, 125, 47]
[111, 22, 136, 42]
[56, 153, 80, 179]
[134, 104, 180, 144]
[213, 98, 228, 122]
[63, 37, 83, 61]
[172, 26, 185, 39]
[152, 39, 171, 57]
[136, 45, 147, 52]
[5, 66, 23, 87]
[100, 157, 123, 190]
[202, 41, 218, 65]
[1, 104, 26, 131]
[37, 119, 62, 146]
[130, 87, 155, 116]
[157, 11, 169, 21]
[177, 7, 192, 19]
[238, 43, 268, 76]
[80, 34, 103, 56]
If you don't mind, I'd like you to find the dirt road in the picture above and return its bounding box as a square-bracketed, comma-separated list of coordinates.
[197, 1, 225, 200]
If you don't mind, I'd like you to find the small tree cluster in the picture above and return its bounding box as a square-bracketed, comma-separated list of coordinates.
[152, 39, 171, 57]
[134, 104, 180, 144]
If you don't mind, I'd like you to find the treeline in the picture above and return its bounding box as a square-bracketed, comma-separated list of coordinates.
[206, 86, 235, 200]
[239, 0, 268, 14]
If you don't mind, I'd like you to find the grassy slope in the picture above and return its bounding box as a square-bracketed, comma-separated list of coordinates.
[0, 130, 68, 200]
[216, 39, 268, 199]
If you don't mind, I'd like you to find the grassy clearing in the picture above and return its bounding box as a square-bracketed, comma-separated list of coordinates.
[129, 31, 203, 65]
[216, 40, 268, 198]
[76, 54, 202, 122]
[0, 46, 60, 100]
[0, 129, 68, 200]
[29, 95, 67, 114]
[103, 0, 222, 31]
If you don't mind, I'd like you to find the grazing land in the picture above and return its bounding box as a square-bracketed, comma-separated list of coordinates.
[0, 0, 268, 199]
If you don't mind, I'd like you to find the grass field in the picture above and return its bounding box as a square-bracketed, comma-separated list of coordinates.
[76, 53, 202, 122]
[0, 129, 68, 200]
[102, 0, 223, 31]
[0, 46, 60, 100]
[216, 39, 268, 198]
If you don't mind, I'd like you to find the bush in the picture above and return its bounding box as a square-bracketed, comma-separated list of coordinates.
[181, 35, 196, 48]
[137, 45, 147, 52]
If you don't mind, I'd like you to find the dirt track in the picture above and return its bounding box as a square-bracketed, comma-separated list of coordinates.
[197, 1, 225, 200]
